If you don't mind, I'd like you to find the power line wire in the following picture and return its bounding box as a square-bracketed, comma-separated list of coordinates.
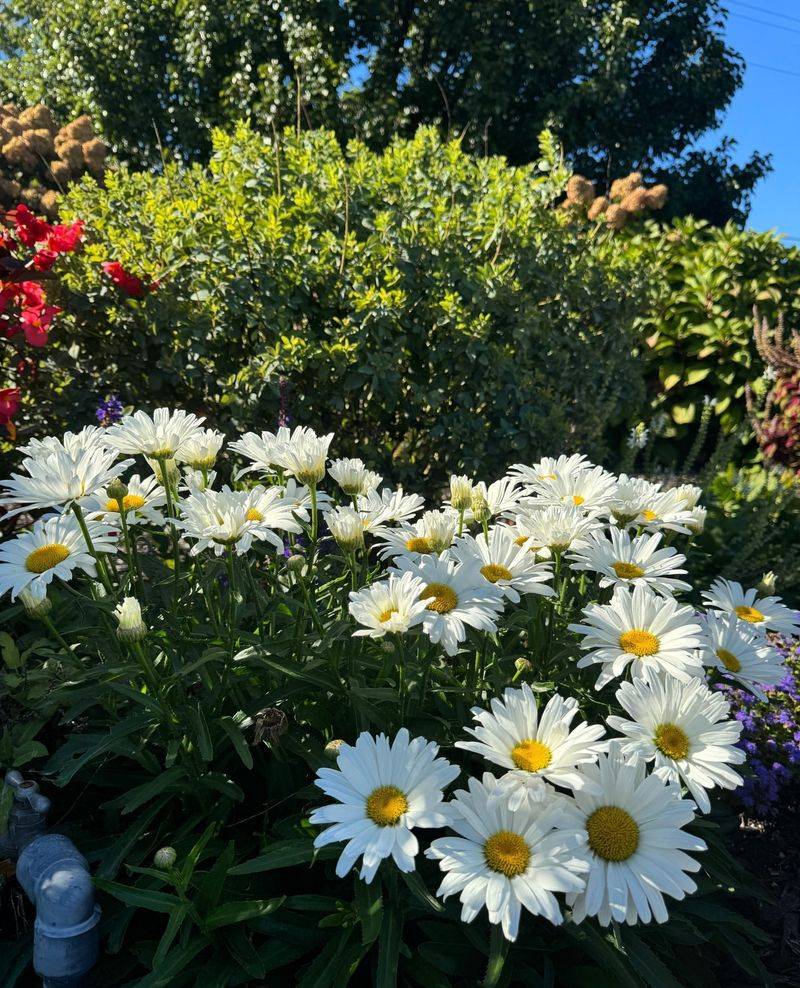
[730, 11, 800, 37]
[748, 59, 800, 79]
[728, 0, 800, 28]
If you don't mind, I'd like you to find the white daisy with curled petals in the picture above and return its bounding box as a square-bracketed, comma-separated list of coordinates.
[328, 458, 382, 497]
[565, 744, 706, 927]
[604, 474, 661, 525]
[272, 427, 334, 485]
[567, 529, 691, 597]
[311, 729, 459, 883]
[228, 427, 292, 478]
[175, 428, 225, 470]
[699, 611, 787, 700]
[702, 578, 800, 638]
[390, 553, 505, 656]
[513, 505, 603, 556]
[176, 486, 286, 556]
[633, 488, 695, 535]
[105, 407, 205, 460]
[521, 465, 617, 516]
[508, 454, 591, 487]
[451, 526, 554, 604]
[456, 686, 606, 808]
[0, 514, 117, 600]
[376, 509, 458, 561]
[85, 473, 166, 527]
[607, 676, 744, 813]
[18, 425, 109, 460]
[357, 487, 425, 526]
[348, 571, 429, 638]
[569, 584, 704, 689]
[464, 477, 523, 522]
[425, 773, 589, 941]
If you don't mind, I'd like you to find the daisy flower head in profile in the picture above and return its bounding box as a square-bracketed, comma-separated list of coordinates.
[699, 610, 787, 699]
[508, 454, 591, 488]
[565, 743, 706, 926]
[328, 457, 382, 498]
[280, 478, 331, 522]
[633, 488, 696, 535]
[451, 525, 554, 604]
[357, 486, 425, 526]
[18, 425, 108, 461]
[176, 486, 286, 557]
[326, 505, 365, 552]
[390, 553, 505, 656]
[569, 583, 704, 689]
[348, 571, 429, 638]
[425, 772, 589, 940]
[271, 426, 334, 486]
[311, 729, 458, 883]
[0, 445, 132, 518]
[175, 428, 225, 471]
[85, 473, 166, 527]
[604, 474, 661, 526]
[456, 686, 606, 810]
[607, 676, 744, 813]
[375, 508, 458, 560]
[462, 477, 523, 523]
[106, 407, 206, 460]
[702, 578, 800, 638]
[228, 426, 293, 478]
[0, 513, 117, 600]
[567, 528, 691, 597]
[514, 504, 604, 557]
[448, 474, 474, 513]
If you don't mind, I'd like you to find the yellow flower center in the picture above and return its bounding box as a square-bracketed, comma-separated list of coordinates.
[511, 738, 552, 772]
[245, 508, 264, 522]
[642, 509, 658, 522]
[25, 543, 70, 573]
[365, 785, 408, 826]
[484, 830, 530, 877]
[480, 563, 513, 584]
[106, 493, 146, 513]
[735, 605, 764, 624]
[587, 806, 640, 862]
[406, 536, 433, 554]
[612, 561, 645, 580]
[619, 629, 660, 656]
[716, 647, 742, 673]
[654, 722, 690, 760]
[420, 582, 458, 614]
[149, 446, 174, 459]
[379, 607, 398, 623]
[541, 473, 556, 480]
[572, 494, 585, 506]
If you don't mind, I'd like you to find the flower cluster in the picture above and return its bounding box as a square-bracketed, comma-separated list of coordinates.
[563, 171, 668, 231]
[0, 411, 795, 945]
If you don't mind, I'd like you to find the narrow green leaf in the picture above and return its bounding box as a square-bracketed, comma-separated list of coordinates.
[219, 717, 254, 770]
[205, 896, 285, 930]
[354, 876, 383, 944]
[94, 878, 182, 914]
[376, 903, 403, 988]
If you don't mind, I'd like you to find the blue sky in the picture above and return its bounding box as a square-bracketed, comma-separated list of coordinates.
[709, 1, 800, 237]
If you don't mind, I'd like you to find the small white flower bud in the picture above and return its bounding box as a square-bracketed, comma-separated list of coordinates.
[324, 739, 346, 761]
[19, 586, 53, 619]
[449, 475, 473, 512]
[114, 597, 147, 642]
[154, 847, 177, 869]
[327, 506, 364, 551]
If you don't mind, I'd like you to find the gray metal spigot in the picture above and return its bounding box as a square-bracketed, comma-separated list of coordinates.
[1, 769, 52, 857]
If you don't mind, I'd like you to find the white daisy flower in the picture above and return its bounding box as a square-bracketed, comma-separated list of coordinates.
[243, 486, 304, 533]
[686, 505, 706, 534]
[0, 514, 117, 600]
[328, 458, 382, 497]
[348, 571, 429, 637]
[633, 488, 696, 535]
[106, 408, 206, 459]
[176, 486, 286, 556]
[357, 487, 425, 526]
[672, 483, 703, 510]
[448, 474, 473, 512]
[456, 686, 606, 807]
[451, 526, 554, 604]
[375, 509, 458, 560]
[175, 428, 225, 470]
[181, 467, 217, 493]
[17, 425, 109, 460]
[565, 745, 707, 926]
[607, 677, 744, 813]
[567, 529, 691, 597]
[114, 596, 147, 642]
[390, 553, 504, 656]
[327, 505, 365, 551]
[508, 454, 591, 486]
[702, 578, 800, 637]
[272, 427, 334, 485]
[521, 465, 617, 516]
[228, 427, 293, 478]
[311, 729, 458, 883]
[569, 584, 704, 689]
[604, 474, 661, 525]
[513, 504, 603, 556]
[464, 478, 523, 522]
[280, 478, 330, 520]
[699, 611, 787, 699]
[425, 773, 589, 940]
[84, 473, 166, 526]
[0, 446, 132, 518]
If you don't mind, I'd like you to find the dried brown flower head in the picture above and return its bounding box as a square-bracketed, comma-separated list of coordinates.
[610, 171, 643, 201]
[566, 174, 596, 206]
[252, 707, 289, 745]
[645, 184, 669, 210]
[3, 136, 38, 171]
[19, 105, 56, 134]
[48, 160, 72, 186]
[57, 139, 85, 171]
[620, 187, 650, 214]
[23, 128, 55, 158]
[605, 203, 630, 230]
[39, 189, 59, 217]
[587, 195, 609, 220]
[65, 114, 94, 142]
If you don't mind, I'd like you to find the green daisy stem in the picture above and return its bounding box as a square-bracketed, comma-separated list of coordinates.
[481, 923, 509, 988]
[155, 456, 181, 599]
[71, 502, 114, 594]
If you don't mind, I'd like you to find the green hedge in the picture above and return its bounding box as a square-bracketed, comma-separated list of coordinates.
[19, 125, 650, 484]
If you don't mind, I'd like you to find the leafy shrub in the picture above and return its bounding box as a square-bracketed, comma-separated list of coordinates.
[0, 413, 785, 986]
[14, 125, 650, 486]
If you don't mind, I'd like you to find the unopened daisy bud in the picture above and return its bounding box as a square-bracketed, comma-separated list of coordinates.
[154, 847, 177, 870]
[19, 586, 52, 619]
[106, 479, 128, 504]
[327, 506, 364, 551]
[324, 739, 346, 761]
[687, 506, 707, 535]
[114, 597, 147, 642]
[178, 428, 224, 470]
[450, 474, 473, 512]
[514, 657, 532, 673]
[286, 553, 306, 574]
[470, 487, 491, 524]
[757, 571, 777, 596]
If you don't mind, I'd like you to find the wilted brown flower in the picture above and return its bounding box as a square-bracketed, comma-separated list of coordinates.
[21, 186, 42, 210]
[566, 174, 595, 206]
[3, 136, 37, 171]
[19, 105, 56, 134]
[83, 137, 108, 176]
[1, 117, 23, 139]
[620, 187, 650, 214]
[610, 171, 643, 201]
[645, 183, 668, 210]
[252, 707, 289, 745]
[0, 177, 21, 202]
[605, 203, 630, 230]
[65, 114, 94, 142]
[23, 128, 55, 158]
[587, 195, 609, 220]
[48, 160, 71, 186]
[57, 139, 85, 171]
[39, 190, 59, 217]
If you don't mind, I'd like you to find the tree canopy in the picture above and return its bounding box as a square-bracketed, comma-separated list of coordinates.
[0, 0, 769, 222]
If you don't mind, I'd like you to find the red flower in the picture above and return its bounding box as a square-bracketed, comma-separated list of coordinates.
[102, 260, 156, 298]
[45, 220, 84, 254]
[20, 281, 45, 307]
[32, 249, 58, 272]
[21, 304, 60, 347]
[11, 205, 51, 248]
[0, 387, 20, 436]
